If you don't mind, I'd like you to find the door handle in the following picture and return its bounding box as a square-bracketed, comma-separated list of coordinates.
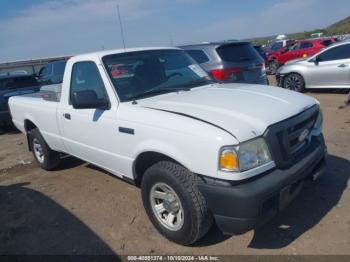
[63, 113, 71, 120]
[338, 64, 347, 68]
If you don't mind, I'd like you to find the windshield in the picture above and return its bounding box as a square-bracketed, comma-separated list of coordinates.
[102, 49, 212, 102]
[271, 42, 283, 51]
[216, 43, 260, 62]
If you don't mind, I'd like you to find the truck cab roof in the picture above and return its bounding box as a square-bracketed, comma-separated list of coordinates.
[71, 47, 181, 61]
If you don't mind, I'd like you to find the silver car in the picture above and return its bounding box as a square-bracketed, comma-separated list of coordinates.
[180, 41, 268, 85]
[277, 41, 350, 92]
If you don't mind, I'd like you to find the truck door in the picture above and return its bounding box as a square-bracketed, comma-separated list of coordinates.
[58, 60, 126, 177]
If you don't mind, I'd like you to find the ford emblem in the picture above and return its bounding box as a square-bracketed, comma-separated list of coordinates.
[299, 129, 310, 142]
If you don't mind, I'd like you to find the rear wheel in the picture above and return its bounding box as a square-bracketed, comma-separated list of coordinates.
[29, 128, 61, 170]
[283, 73, 305, 92]
[141, 161, 213, 245]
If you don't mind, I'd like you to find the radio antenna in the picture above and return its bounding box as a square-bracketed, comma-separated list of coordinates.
[116, 4, 126, 51]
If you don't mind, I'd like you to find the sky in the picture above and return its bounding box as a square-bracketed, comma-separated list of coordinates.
[0, 0, 350, 61]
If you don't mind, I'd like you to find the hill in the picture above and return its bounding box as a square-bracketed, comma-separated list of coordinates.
[249, 16, 350, 45]
[326, 16, 350, 35]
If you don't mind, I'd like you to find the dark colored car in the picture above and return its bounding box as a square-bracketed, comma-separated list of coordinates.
[180, 41, 268, 85]
[254, 45, 268, 63]
[0, 74, 41, 126]
[37, 60, 67, 85]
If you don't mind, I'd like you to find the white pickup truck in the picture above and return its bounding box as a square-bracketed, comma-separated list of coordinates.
[9, 47, 327, 245]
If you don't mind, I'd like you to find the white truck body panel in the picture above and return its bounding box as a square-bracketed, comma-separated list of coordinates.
[9, 48, 318, 181]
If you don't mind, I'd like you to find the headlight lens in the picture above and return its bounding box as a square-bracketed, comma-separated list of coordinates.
[312, 109, 323, 135]
[314, 109, 323, 129]
[219, 137, 272, 172]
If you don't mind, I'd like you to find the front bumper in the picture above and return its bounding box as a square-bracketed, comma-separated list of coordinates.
[198, 134, 327, 235]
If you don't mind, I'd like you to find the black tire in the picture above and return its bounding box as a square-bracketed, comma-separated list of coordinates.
[29, 128, 61, 170]
[283, 73, 305, 93]
[141, 161, 213, 245]
[268, 59, 280, 75]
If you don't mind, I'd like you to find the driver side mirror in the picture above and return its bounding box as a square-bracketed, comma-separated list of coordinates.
[309, 56, 319, 65]
[71, 90, 110, 110]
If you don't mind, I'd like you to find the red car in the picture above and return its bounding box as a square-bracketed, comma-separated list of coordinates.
[268, 38, 337, 74]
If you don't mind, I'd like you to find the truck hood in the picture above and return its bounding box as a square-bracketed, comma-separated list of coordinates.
[138, 84, 317, 142]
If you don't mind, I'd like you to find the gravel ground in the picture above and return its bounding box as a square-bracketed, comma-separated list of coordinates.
[0, 77, 349, 255]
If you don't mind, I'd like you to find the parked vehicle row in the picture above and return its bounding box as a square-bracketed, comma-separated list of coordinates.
[0, 60, 67, 128]
[277, 40, 350, 91]
[264, 39, 296, 58]
[9, 47, 326, 245]
[0, 74, 41, 126]
[268, 38, 337, 74]
[180, 41, 268, 85]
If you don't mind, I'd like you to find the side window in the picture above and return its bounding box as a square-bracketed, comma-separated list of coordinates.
[271, 42, 283, 51]
[300, 42, 313, 49]
[318, 44, 350, 62]
[70, 61, 108, 102]
[186, 50, 210, 64]
[290, 43, 300, 50]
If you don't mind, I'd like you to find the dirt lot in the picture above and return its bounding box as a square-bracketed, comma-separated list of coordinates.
[0, 77, 349, 255]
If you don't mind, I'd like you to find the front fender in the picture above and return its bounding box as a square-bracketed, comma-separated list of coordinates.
[132, 139, 202, 174]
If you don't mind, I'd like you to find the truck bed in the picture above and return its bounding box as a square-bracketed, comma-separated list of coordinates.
[9, 85, 64, 152]
[21, 84, 62, 102]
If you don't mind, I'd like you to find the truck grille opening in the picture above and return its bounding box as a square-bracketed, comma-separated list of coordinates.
[285, 114, 317, 155]
[264, 105, 319, 169]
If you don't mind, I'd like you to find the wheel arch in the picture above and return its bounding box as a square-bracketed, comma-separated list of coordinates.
[24, 119, 38, 151]
[132, 151, 188, 187]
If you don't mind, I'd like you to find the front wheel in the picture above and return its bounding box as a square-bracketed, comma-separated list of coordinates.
[283, 73, 305, 92]
[141, 161, 213, 245]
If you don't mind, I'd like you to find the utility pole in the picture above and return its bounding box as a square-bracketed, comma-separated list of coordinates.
[116, 4, 126, 51]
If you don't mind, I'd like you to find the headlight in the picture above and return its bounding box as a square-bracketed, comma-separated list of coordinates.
[312, 109, 323, 135]
[276, 66, 283, 74]
[219, 137, 272, 172]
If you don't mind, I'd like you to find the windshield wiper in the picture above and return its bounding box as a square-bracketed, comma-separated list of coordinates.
[181, 79, 214, 88]
[128, 87, 191, 101]
[128, 79, 213, 101]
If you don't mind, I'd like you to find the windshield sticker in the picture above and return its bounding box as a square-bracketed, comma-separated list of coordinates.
[188, 64, 208, 78]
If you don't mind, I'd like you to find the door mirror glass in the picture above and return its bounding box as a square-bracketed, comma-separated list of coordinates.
[71, 90, 109, 109]
[70, 61, 110, 109]
[309, 56, 319, 64]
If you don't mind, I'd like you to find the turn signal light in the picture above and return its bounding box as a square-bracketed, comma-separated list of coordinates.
[219, 150, 238, 171]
